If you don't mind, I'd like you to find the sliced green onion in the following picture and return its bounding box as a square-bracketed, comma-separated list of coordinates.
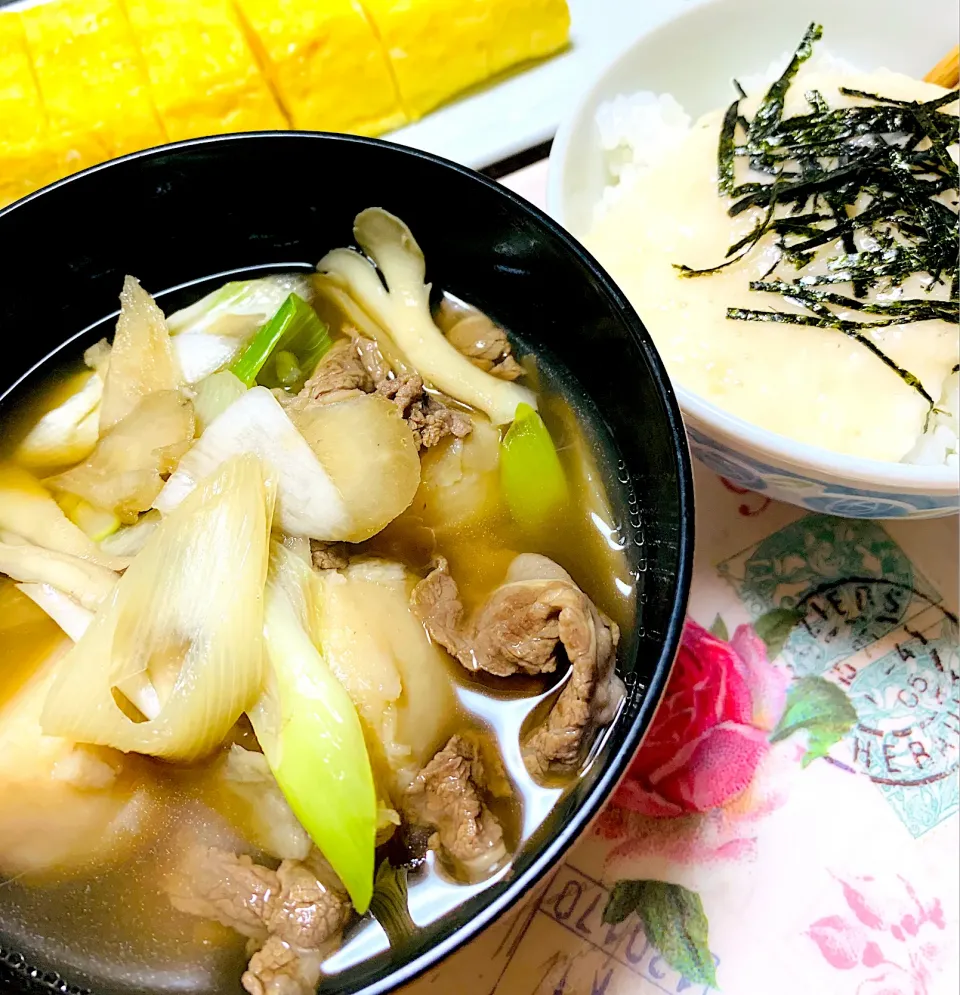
[56, 493, 120, 542]
[251, 550, 378, 912]
[500, 402, 569, 529]
[273, 350, 302, 389]
[192, 370, 248, 433]
[165, 275, 315, 336]
[230, 293, 331, 392]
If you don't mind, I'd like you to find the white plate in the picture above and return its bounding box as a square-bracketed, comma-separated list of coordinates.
[385, 0, 706, 168]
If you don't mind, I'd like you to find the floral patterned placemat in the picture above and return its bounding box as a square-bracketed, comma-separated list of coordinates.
[398, 163, 960, 995]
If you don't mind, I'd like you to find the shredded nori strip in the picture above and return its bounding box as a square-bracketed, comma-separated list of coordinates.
[748, 23, 823, 146]
[677, 23, 959, 406]
[806, 89, 830, 116]
[749, 281, 958, 323]
[718, 97, 741, 194]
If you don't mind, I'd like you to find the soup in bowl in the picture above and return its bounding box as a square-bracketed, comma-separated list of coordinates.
[0, 134, 693, 995]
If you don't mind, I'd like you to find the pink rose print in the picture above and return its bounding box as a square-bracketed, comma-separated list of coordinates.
[808, 875, 948, 995]
[592, 614, 858, 987]
[594, 617, 799, 893]
[595, 727, 803, 892]
[808, 915, 871, 969]
[613, 619, 789, 818]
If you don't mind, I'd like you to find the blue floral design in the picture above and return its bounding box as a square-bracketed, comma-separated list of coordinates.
[688, 443, 768, 491]
[686, 426, 958, 519]
[802, 496, 914, 518]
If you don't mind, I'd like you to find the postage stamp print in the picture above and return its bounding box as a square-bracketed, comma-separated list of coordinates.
[718, 514, 943, 678]
[846, 615, 960, 838]
[502, 863, 720, 995]
[719, 513, 957, 837]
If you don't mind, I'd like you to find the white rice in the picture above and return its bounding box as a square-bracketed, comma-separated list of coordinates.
[593, 51, 959, 469]
[903, 372, 960, 469]
[594, 91, 691, 218]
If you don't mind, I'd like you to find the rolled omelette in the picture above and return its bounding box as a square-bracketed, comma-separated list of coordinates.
[19, 0, 165, 176]
[124, 0, 288, 142]
[0, 0, 570, 209]
[360, 0, 570, 121]
[234, 0, 405, 136]
[0, 15, 60, 209]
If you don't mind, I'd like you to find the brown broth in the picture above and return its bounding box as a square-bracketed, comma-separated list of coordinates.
[0, 363, 92, 474]
[0, 293, 635, 992]
[0, 583, 65, 711]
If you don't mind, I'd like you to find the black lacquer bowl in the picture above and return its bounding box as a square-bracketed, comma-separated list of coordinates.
[0, 134, 694, 995]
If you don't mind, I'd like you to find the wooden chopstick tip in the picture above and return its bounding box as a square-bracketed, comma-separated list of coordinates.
[924, 44, 959, 89]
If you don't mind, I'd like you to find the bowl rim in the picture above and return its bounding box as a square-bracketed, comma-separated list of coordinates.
[545, 1, 959, 496]
[676, 385, 959, 493]
[0, 130, 696, 995]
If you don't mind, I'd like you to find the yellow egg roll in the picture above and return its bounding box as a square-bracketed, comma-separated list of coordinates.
[124, 0, 288, 142]
[234, 0, 405, 136]
[21, 0, 166, 176]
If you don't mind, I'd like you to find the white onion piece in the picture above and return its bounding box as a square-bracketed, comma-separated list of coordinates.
[191, 370, 248, 432]
[166, 274, 314, 336]
[0, 463, 127, 570]
[12, 582, 159, 720]
[0, 541, 118, 611]
[14, 372, 102, 470]
[40, 454, 274, 761]
[16, 583, 93, 642]
[172, 334, 243, 385]
[98, 510, 162, 559]
[154, 387, 352, 540]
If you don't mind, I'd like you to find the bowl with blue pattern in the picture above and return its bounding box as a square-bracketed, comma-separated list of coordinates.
[680, 392, 958, 519]
[547, 0, 959, 520]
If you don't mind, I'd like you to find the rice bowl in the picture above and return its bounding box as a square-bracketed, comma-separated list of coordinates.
[548, 0, 960, 518]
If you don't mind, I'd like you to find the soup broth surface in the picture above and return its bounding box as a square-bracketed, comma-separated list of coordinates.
[0, 281, 635, 994]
